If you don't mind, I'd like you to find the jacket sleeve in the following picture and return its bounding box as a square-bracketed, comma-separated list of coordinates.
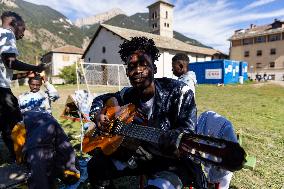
[89, 87, 131, 122]
[176, 85, 197, 133]
[44, 81, 59, 102]
[89, 92, 121, 123]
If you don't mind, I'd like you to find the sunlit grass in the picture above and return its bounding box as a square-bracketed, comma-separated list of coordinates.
[3, 82, 284, 188]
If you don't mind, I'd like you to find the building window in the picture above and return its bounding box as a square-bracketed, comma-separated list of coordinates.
[268, 34, 281, 42]
[232, 40, 241, 47]
[270, 48, 276, 55]
[152, 12, 154, 19]
[62, 55, 70, 61]
[101, 59, 107, 63]
[88, 58, 90, 62]
[243, 38, 253, 45]
[256, 50, 262, 56]
[255, 36, 266, 43]
[256, 63, 262, 68]
[269, 74, 275, 80]
[154, 11, 157, 18]
[167, 23, 169, 27]
[244, 51, 249, 57]
[164, 23, 166, 27]
[102, 46, 106, 53]
[269, 62, 275, 68]
[166, 11, 168, 18]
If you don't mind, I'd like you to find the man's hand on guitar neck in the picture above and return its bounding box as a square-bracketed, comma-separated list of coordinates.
[158, 129, 182, 157]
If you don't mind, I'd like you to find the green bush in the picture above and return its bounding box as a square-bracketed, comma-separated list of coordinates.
[59, 64, 77, 84]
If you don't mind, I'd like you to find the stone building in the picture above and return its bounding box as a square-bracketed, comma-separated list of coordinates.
[82, 0, 219, 79]
[42, 45, 84, 84]
[229, 19, 284, 81]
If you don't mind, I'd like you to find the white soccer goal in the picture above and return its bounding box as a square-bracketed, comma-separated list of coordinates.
[81, 62, 130, 90]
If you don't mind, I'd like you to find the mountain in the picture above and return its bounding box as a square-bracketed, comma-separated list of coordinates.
[0, 0, 85, 64]
[82, 12, 211, 48]
[0, 0, 211, 64]
[74, 8, 125, 27]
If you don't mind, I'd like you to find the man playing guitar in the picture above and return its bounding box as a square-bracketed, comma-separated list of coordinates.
[87, 37, 207, 189]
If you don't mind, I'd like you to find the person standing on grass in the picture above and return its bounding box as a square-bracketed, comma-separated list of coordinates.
[18, 74, 59, 115]
[172, 53, 197, 97]
[0, 11, 48, 161]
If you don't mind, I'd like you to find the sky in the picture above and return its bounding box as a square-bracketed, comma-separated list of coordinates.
[24, 0, 284, 53]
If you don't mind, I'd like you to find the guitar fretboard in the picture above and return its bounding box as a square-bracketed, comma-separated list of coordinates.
[113, 119, 163, 144]
[111, 119, 246, 172]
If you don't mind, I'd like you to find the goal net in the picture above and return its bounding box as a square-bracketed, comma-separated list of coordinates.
[81, 63, 130, 89]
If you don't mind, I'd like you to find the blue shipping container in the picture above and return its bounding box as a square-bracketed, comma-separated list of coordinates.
[239, 61, 248, 81]
[234, 61, 240, 83]
[188, 59, 240, 84]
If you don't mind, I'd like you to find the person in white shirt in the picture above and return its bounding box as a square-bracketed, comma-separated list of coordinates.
[19, 74, 59, 114]
[172, 53, 197, 97]
[0, 11, 48, 161]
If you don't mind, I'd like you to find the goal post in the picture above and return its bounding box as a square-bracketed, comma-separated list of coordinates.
[81, 62, 130, 90]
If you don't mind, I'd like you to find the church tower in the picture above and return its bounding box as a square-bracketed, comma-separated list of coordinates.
[148, 0, 174, 38]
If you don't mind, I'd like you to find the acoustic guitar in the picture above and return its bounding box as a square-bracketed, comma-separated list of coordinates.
[82, 98, 246, 172]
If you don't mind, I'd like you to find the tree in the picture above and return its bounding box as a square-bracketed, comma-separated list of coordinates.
[59, 64, 77, 84]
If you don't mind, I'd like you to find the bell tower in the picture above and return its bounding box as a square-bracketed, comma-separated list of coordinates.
[148, 0, 174, 38]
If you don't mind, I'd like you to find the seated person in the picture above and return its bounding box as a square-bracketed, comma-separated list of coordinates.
[22, 110, 80, 189]
[196, 111, 238, 189]
[18, 74, 59, 114]
[87, 37, 207, 189]
[14, 76, 78, 188]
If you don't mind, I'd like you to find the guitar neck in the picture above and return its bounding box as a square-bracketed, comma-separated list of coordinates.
[112, 119, 246, 172]
[113, 119, 163, 144]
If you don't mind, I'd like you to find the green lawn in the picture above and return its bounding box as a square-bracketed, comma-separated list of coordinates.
[4, 82, 284, 188]
[196, 83, 284, 188]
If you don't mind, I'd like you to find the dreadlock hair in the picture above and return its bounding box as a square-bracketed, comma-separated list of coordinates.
[118, 37, 160, 64]
[28, 74, 42, 84]
[1, 11, 24, 27]
[172, 53, 189, 63]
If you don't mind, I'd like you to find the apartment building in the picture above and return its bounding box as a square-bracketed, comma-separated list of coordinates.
[229, 19, 284, 81]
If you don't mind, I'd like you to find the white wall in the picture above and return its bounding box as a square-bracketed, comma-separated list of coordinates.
[52, 53, 82, 76]
[155, 50, 174, 78]
[188, 53, 212, 63]
[83, 28, 213, 79]
[162, 51, 174, 78]
[84, 28, 124, 64]
[155, 51, 164, 78]
[156, 51, 212, 79]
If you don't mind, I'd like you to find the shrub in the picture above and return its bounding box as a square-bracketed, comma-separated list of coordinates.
[59, 64, 77, 84]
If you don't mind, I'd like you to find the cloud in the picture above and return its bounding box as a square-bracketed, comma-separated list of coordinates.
[243, 0, 276, 10]
[24, 0, 284, 53]
[173, 0, 284, 53]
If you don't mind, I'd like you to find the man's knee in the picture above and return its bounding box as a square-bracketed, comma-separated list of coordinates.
[87, 150, 111, 179]
[144, 186, 160, 189]
[147, 171, 183, 189]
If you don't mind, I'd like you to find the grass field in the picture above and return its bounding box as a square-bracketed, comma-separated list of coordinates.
[3, 82, 284, 188]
